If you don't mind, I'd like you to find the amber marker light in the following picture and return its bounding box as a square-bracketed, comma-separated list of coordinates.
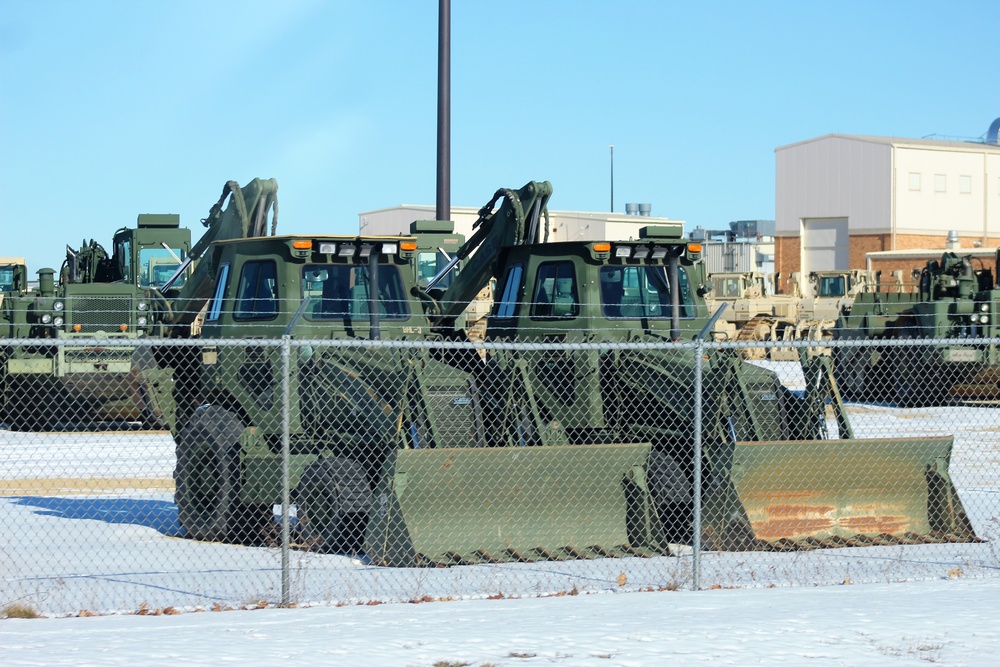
[400, 242, 417, 251]
[292, 240, 312, 249]
[73, 324, 82, 332]
[687, 243, 703, 253]
[120, 324, 128, 332]
[593, 243, 611, 252]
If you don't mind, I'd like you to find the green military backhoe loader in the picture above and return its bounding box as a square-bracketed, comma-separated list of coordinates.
[143, 178, 976, 567]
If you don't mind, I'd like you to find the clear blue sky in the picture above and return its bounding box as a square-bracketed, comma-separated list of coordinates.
[1, 0, 996, 271]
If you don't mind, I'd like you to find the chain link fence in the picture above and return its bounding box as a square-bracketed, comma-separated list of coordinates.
[2, 335, 998, 615]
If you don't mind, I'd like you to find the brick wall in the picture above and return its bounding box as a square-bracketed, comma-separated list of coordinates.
[775, 233, 999, 292]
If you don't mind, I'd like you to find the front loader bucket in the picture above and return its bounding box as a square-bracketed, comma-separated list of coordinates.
[703, 436, 977, 550]
[365, 443, 668, 567]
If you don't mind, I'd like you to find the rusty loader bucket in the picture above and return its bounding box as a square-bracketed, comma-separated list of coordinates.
[702, 436, 977, 550]
[365, 443, 669, 566]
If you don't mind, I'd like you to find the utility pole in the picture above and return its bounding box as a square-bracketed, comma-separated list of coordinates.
[436, 0, 451, 222]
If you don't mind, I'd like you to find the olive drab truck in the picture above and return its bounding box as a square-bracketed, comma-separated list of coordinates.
[0, 257, 28, 301]
[834, 250, 1000, 406]
[1, 215, 192, 429]
[144, 178, 976, 567]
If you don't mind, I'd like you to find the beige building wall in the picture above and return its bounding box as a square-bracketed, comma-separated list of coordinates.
[358, 206, 683, 243]
[894, 147, 992, 239]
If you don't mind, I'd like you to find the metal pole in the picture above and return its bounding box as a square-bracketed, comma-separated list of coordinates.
[280, 335, 292, 605]
[435, 0, 451, 223]
[609, 144, 614, 212]
[691, 339, 703, 591]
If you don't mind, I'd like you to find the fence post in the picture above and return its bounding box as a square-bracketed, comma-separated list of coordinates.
[692, 339, 704, 591]
[280, 335, 292, 606]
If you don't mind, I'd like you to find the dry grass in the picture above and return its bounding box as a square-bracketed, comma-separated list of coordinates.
[0, 477, 173, 495]
[2, 603, 42, 619]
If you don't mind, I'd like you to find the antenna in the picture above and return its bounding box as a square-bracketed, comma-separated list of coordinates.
[609, 144, 614, 212]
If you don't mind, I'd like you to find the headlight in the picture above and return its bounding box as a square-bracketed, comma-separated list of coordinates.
[980, 314, 990, 324]
[137, 316, 148, 327]
[41, 314, 52, 324]
[137, 301, 148, 312]
[53, 301, 64, 312]
[53, 316, 64, 327]
[980, 304, 989, 312]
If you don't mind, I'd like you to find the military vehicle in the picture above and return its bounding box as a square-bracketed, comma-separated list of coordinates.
[0, 257, 28, 300]
[141, 178, 975, 566]
[706, 269, 871, 360]
[1, 214, 192, 429]
[834, 250, 1000, 406]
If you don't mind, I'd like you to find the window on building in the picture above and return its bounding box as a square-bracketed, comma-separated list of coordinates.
[908, 172, 921, 191]
[934, 174, 947, 193]
[960, 175, 972, 194]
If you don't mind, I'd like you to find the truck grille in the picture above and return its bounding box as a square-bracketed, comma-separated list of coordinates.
[67, 296, 132, 333]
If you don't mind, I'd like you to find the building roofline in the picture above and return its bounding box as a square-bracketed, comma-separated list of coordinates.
[775, 133, 1000, 153]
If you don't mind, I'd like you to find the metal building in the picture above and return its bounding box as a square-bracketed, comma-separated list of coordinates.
[359, 204, 683, 242]
[774, 133, 1000, 287]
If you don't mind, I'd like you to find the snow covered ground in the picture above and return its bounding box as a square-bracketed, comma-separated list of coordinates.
[3, 577, 1000, 666]
[1, 359, 999, 664]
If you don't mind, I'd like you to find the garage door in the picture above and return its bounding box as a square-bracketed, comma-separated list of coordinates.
[802, 217, 849, 273]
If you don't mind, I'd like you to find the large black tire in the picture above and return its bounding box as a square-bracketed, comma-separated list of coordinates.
[294, 457, 372, 554]
[892, 328, 937, 408]
[832, 342, 874, 402]
[175, 405, 270, 543]
[5, 376, 59, 431]
[648, 450, 693, 544]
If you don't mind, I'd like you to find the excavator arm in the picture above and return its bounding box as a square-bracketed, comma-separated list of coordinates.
[156, 178, 278, 332]
[419, 180, 552, 332]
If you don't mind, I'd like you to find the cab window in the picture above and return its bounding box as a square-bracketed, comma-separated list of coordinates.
[818, 276, 846, 297]
[235, 260, 279, 320]
[116, 237, 133, 283]
[417, 250, 457, 288]
[301, 264, 409, 321]
[530, 261, 578, 319]
[0, 266, 15, 293]
[206, 263, 230, 322]
[600, 265, 694, 319]
[717, 277, 742, 298]
[495, 264, 523, 319]
[139, 246, 187, 287]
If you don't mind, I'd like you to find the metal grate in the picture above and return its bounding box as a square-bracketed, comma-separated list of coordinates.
[66, 296, 132, 332]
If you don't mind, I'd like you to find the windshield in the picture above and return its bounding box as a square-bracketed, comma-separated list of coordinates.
[138, 246, 187, 287]
[715, 276, 743, 298]
[0, 266, 15, 293]
[417, 250, 457, 288]
[818, 276, 846, 297]
[301, 264, 409, 321]
[599, 265, 694, 319]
